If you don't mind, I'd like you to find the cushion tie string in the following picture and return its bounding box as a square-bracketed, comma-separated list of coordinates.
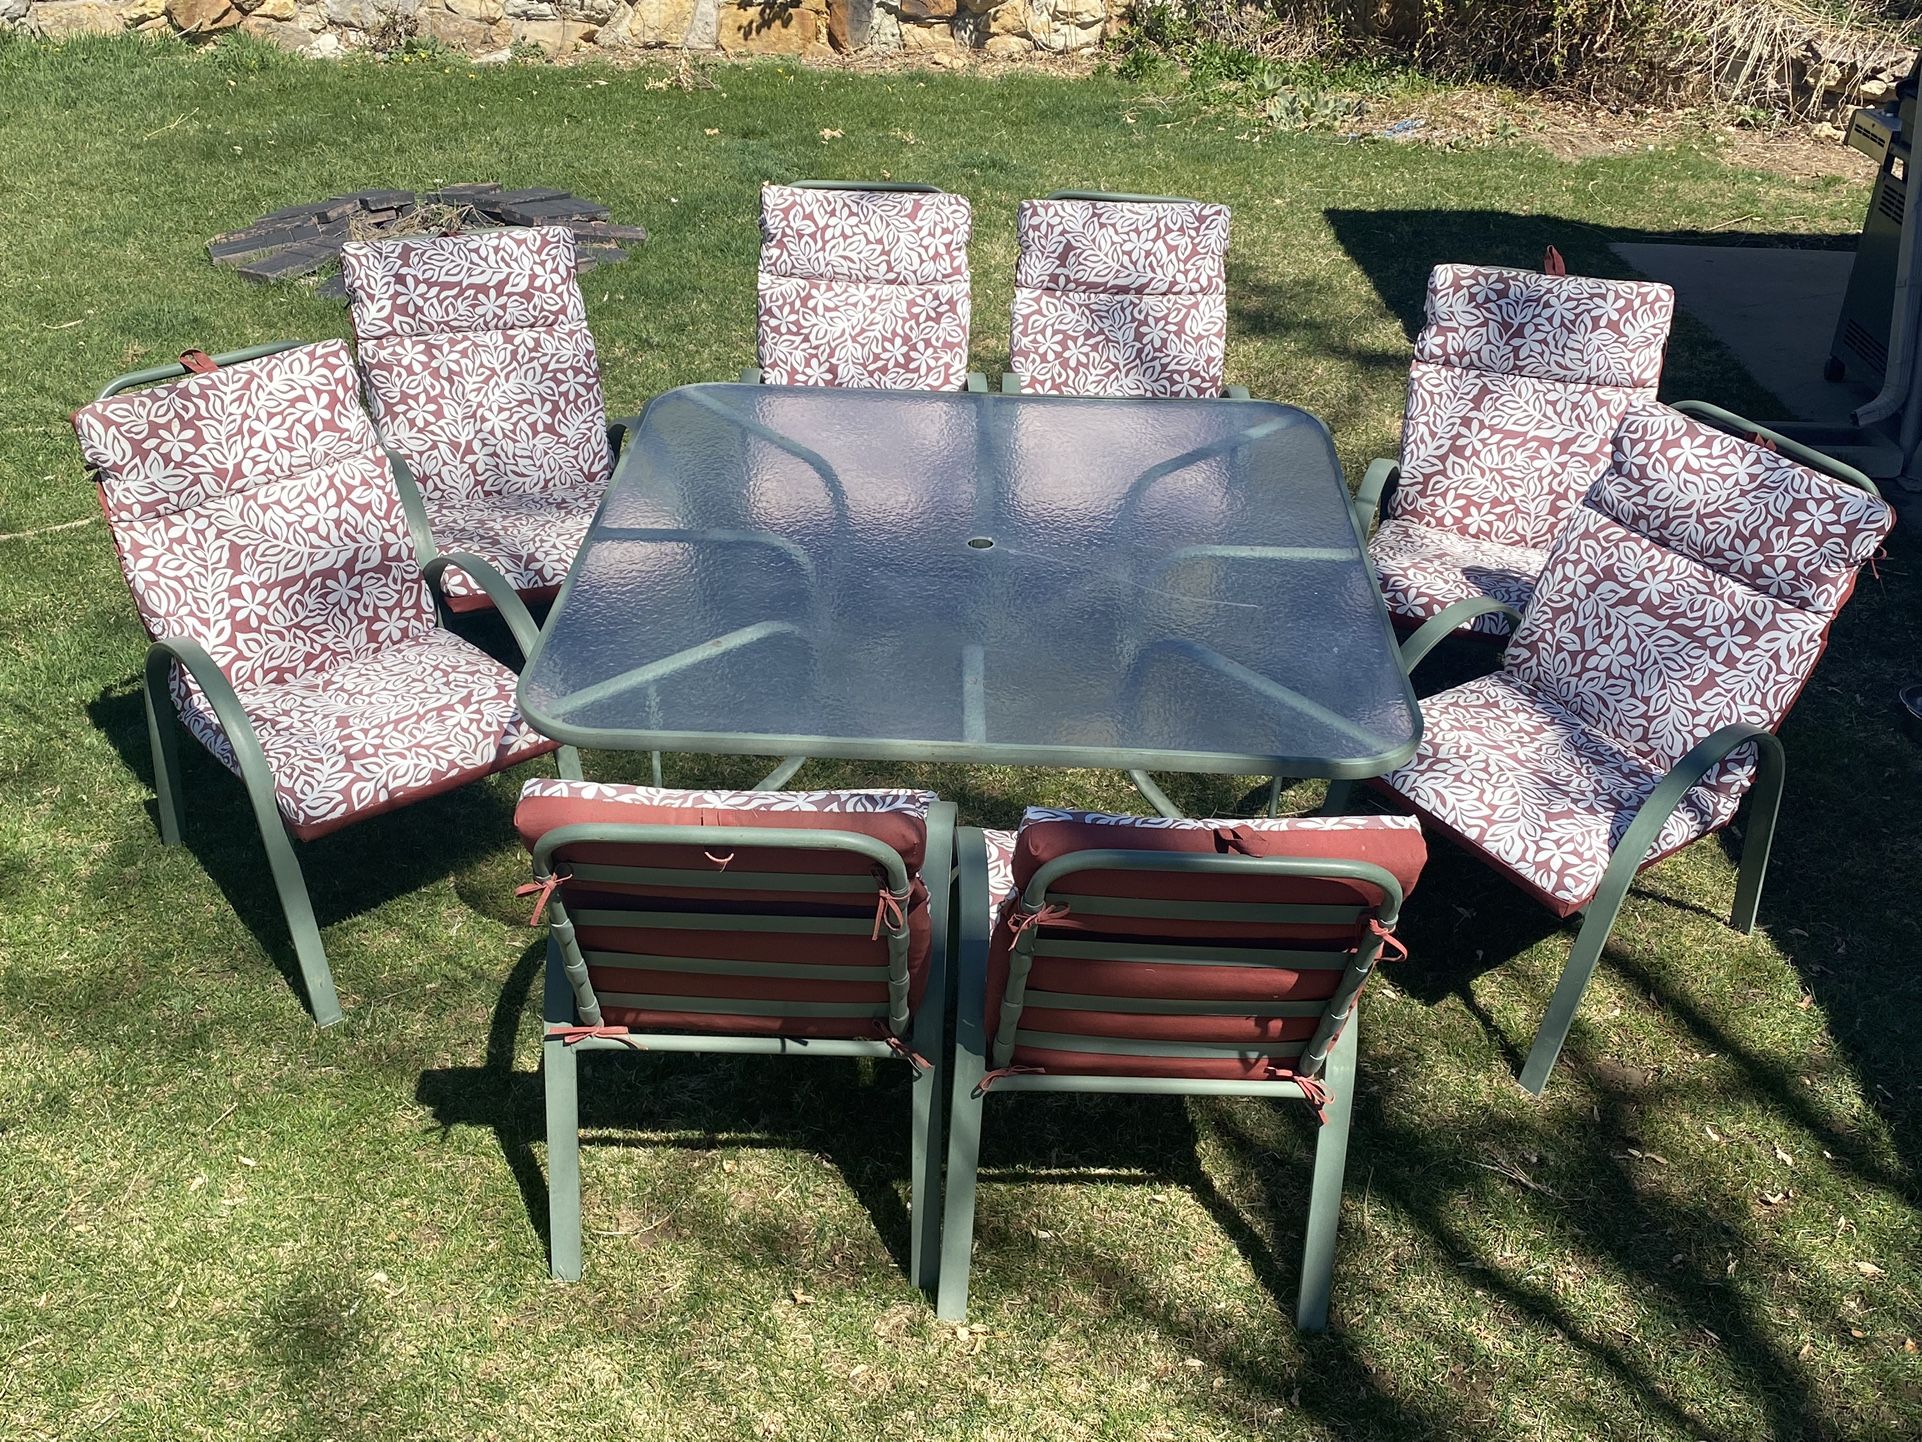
[704, 850, 735, 870]
[977, 1063, 1043, 1095]
[1541, 245, 1566, 276]
[1869, 545, 1887, 584]
[546, 1023, 644, 1048]
[1007, 901, 1071, 938]
[1293, 1073, 1333, 1126]
[880, 1033, 932, 1076]
[1366, 915, 1408, 963]
[871, 885, 908, 941]
[1213, 825, 1254, 855]
[178, 350, 218, 374]
[515, 871, 569, 926]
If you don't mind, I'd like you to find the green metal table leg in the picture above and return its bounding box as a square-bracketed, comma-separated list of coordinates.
[1296, 1020, 1356, 1332]
[1127, 769, 1185, 820]
[556, 745, 583, 782]
[545, 1033, 583, 1281]
[1264, 775, 1282, 818]
[755, 755, 809, 790]
[650, 751, 664, 788]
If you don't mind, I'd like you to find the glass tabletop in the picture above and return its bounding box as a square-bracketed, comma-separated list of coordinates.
[519, 384, 1421, 778]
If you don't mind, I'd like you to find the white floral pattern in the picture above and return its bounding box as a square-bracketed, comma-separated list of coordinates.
[342, 226, 613, 603]
[1382, 409, 1894, 913]
[518, 778, 936, 816]
[1367, 517, 1545, 636]
[1374, 263, 1674, 633]
[756, 185, 974, 390]
[72, 341, 555, 841]
[1009, 198, 1231, 398]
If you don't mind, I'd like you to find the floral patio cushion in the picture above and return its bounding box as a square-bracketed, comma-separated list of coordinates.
[424, 486, 602, 609]
[72, 340, 556, 840]
[1009, 198, 1231, 398]
[1366, 517, 1546, 636]
[756, 184, 974, 390]
[73, 341, 437, 692]
[342, 226, 613, 597]
[1380, 407, 1894, 914]
[1390, 265, 1675, 554]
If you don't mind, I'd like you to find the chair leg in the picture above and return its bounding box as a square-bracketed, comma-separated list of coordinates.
[909, 1056, 944, 1294]
[1729, 757, 1785, 936]
[143, 668, 186, 846]
[555, 745, 583, 782]
[1296, 1022, 1357, 1332]
[935, 1061, 985, 1321]
[1517, 894, 1626, 1096]
[544, 1035, 584, 1281]
[255, 817, 342, 1028]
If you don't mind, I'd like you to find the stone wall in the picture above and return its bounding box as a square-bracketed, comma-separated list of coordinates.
[4, 0, 1129, 59]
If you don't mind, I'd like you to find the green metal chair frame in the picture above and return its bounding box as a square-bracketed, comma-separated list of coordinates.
[534, 802, 957, 1292]
[1350, 400, 1881, 544]
[99, 343, 581, 1028]
[1001, 189, 1252, 402]
[1387, 597, 1786, 1095]
[937, 828, 1405, 1330]
[742, 179, 988, 394]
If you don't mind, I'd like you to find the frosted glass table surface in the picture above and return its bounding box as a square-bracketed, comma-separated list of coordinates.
[520, 384, 1421, 777]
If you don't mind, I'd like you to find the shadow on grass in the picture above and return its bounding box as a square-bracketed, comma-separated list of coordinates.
[413, 939, 928, 1286]
[83, 666, 550, 1021]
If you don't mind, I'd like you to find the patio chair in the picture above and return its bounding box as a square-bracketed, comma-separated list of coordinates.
[748, 180, 986, 392]
[939, 808, 1427, 1331]
[341, 224, 624, 613]
[1374, 406, 1893, 1093]
[1004, 191, 1247, 400]
[1354, 260, 1676, 638]
[73, 340, 577, 1027]
[517, 778, 955, 1290]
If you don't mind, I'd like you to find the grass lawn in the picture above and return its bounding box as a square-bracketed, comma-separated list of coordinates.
[3, 33, 1920, 1442]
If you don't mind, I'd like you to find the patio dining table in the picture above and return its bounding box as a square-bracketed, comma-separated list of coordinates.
[517, 384, 1421, 807]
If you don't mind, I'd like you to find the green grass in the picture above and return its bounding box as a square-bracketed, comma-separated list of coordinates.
[2, 33, 1920, 1442]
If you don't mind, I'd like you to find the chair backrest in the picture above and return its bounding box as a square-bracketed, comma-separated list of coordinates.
[515, 780, 940, 1038]
[984, 810, 1426, 1081]
[1009, 195, 1231, 398]
[341, 225, 613, 504]
[1393, 262, 1675, 550]
[756, 182, 974, 390]
[71, 340, 435, 692]
[1505, 406, 1895, 772]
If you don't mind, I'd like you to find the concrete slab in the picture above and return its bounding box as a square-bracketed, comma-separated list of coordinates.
[1611, 242, 1864, 422]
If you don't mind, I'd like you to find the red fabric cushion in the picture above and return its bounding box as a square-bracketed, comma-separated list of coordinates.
[984, 812, 1426, 1080]
[517, 781, 935, 1039]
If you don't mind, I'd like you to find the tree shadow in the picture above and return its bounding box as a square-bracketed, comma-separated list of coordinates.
[412, 942, 930, 1285]
[85, 676, 543, 1018]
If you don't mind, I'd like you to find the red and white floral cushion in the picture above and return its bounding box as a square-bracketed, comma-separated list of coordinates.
[1370, 263, 1675, 632]
[1380, 408, 1894, 914]
[757, 184, 974, 390]
[1009, 198, 1231, 398]
[1367, 517, 1546, 636]
[73, 341, 557, 841]
[426, 487, 602, 607]
[342, 226, 613, 602]
[516, 777, 935, 819]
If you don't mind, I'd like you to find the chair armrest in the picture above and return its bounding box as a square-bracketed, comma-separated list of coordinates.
[1000, 372, 1024, 395]
[966, 372, 989, 393]
[1591, 724, 1784, 911]
[1225, 384, 1251, 401]
[1353, 457, 1399, 536]
[381, 450, 441, 567]
[146, 637, 281, 814]
[423, 552, 545, 662]
[1669, 399, 1880, 497]
[1398, 599, 1524, 677]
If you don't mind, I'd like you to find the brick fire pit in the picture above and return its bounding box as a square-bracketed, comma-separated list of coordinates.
[207, 184, 646, 298]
